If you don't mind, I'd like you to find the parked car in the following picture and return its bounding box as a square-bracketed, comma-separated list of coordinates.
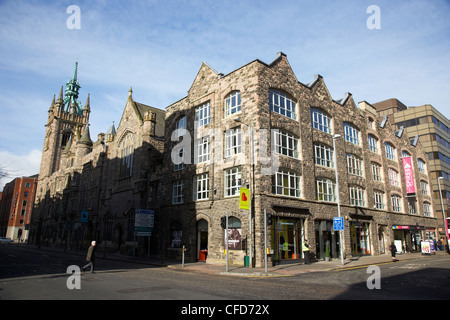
[0, 237, 13, 244]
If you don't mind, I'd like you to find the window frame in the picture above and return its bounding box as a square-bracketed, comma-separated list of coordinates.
[272, 169, 301, 198]
[316, 178, 336, 202]
[195, 102, 210, 128]
[225, 91, 241, 117]
[224, 167, 242, 197]
[172, 180, 184, 204]
[193, 173, 209, 201]
[225, 127, 242, 158]
[311, 108, 331, 134]
[269, 90, 297, 120]
[343, 122, 360, 146]
[274, 130, 299, 158]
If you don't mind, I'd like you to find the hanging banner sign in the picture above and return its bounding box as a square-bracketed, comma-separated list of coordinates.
[402, 156, 416, 194]
[239, 188, 250, 210]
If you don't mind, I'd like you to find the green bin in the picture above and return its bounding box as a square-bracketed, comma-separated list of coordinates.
[244, 255, 250, 267]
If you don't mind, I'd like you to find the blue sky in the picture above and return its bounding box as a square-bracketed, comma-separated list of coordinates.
[1, 0, 449, 189]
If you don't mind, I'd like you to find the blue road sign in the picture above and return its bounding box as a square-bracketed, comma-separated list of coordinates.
[333, 217, 344, 231]
[81, 211, 88, 223]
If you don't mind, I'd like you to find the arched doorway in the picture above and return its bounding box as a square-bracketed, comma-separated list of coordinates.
[197, 219, 208, 261]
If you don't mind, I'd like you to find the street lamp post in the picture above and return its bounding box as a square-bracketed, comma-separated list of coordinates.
[332, 134, 345, 265]
[234, 118, 254, 267]
[437, 177, 449, 253]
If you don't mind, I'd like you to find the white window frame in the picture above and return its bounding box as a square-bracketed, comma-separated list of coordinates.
[224, 167, 242, 197]
[368, 134, 378, 153]
[418, 159, 426, 173]
[374, 191, 385, 209]
[172, 180, 184, 204]
[174, 148, 185, 171]
[385, 142, 396, 160]
[347, 154, 364, 177]
[194, 136, 210, 164]
[344, 122, 360, 146]
[193, 173, 209, 201]
[349, 186, 365, 207]
[388, 168, 399, 187]
[371, 162, 383, 182]
[314, 143, 334, 168]
[316, 178, 336, 202]
[424, 202, 432, 217]
[225, 127, 242, 158]
[195, 102, 210, 128]
[225, 91, 241, 117]
[175, 116, 187, 139]
[407, 198, 417, 215]
[420, 181, 429, 195]
[269, 90, 296, 120]
[274, 130, 299, 158]
[273, 170, 301, 198]
[391, 194, 402, 212]
[311, 108, 331, 134]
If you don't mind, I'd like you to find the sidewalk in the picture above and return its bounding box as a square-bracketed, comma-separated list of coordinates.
[22, 244, 449, 277]
[168, 251, 448, 277]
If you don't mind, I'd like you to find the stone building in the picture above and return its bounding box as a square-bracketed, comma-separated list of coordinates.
[371, 99, 450, 247]
[160, 52, 437, 267]
[30, 54, 438, 264]
[30, 63, 165, 254]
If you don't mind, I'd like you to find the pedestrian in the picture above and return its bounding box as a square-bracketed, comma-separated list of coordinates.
[82, 241, 97, 273]
[302, 239, 310, 265]
[389, 241, 397, 261]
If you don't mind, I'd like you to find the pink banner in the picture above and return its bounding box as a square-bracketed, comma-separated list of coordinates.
[402, 156, 416, 194]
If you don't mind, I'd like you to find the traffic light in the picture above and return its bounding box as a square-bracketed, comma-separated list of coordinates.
[221, 216, 226, 229]
[267, 214, 273, 226]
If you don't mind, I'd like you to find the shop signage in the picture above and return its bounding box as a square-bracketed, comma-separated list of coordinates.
[402, 156, 416, 194]
[392, 225, 424, 230]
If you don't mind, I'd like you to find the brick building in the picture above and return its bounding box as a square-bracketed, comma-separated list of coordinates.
[160, 53, 437, 267]
[0, 175, 38, 241]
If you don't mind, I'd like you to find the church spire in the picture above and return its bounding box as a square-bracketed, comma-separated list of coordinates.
[63, 61, 82, 115]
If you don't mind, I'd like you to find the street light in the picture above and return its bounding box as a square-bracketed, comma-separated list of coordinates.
[332, 134, 345, 265]
[437, 177, 449, 253]
[234, 117, 254, 267]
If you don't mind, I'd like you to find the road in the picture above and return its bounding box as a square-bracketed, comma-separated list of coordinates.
[1, 244, 449, 304]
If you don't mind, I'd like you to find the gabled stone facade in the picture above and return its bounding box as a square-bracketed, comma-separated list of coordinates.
[30, 68, 165, 254]
[30, 54, 437, 265]
[160, 52, 437, 267]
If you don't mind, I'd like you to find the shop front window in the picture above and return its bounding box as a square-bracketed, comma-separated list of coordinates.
[315, 220, 340, 260]
[351, 222, 371, 255]
[271, 217, 304, 261]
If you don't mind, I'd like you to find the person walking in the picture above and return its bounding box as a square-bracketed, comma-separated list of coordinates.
[82, 241, 97, 273]
[389, 241, 397, 262]
[302, 239, 310, 265]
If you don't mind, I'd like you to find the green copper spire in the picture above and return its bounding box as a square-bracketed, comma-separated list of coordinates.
[63, 61, 83, 115]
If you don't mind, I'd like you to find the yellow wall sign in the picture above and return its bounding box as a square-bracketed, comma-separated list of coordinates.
[239, 188, 250, 210]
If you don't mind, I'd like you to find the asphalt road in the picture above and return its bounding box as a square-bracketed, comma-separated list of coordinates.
[1, 244, 449, 304]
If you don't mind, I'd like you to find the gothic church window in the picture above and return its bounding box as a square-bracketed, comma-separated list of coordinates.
[120, 132, 135, 178]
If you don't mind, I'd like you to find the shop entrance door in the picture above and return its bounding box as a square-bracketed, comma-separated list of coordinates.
[197, 219, 208, 261]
